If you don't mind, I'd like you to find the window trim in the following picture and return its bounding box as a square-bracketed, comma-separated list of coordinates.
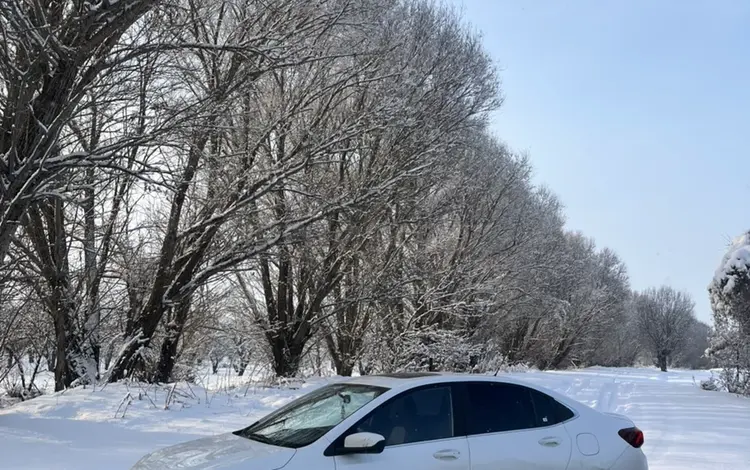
[324, 383, 463, 457]
[453, 381, 578, 438]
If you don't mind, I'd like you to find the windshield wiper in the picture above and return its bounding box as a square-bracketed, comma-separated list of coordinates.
[241, 432, 276, 446]
[253, 416, 287, 431]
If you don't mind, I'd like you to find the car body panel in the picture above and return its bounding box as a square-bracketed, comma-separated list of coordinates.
[610, 446, 649, 470]
[562, 406, 646, 469]
[130, 432, 296, 470]
[467, 423, 573, 470]
[334, 436, 470, 470]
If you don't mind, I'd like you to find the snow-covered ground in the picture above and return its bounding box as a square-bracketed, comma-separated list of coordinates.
[0, 367, 747, 469]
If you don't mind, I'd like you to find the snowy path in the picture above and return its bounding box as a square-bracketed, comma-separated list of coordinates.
[0, 367, 748, 469]
[519, 368, 750, 469]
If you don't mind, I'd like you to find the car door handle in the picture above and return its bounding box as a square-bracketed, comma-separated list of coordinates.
[433, 449, 461, 460]
[538, 437, 562, 447]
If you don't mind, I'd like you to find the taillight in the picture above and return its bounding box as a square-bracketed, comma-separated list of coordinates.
[618, 427, 644, 448]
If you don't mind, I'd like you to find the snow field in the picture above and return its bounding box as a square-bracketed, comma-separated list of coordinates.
[0, 367, 747, 469]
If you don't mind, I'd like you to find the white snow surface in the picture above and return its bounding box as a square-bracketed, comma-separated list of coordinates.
[0, 367, 748, 469]
[713, 230, 750, 294]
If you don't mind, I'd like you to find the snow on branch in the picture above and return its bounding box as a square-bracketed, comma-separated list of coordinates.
[712, 231, 750, 295]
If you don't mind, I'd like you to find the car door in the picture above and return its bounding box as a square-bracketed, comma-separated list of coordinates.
[331, 384, 470, 470]
[461, 381, 573, 470]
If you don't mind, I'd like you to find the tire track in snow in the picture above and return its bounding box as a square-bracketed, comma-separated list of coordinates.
[593, 378, 618, 412]
[606, 370, 678, 468]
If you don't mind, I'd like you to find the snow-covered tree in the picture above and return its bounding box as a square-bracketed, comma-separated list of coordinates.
[634, 286, 696, 372]
[709, 231, 750, 394]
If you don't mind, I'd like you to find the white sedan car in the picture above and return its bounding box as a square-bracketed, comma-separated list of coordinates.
[132, 372, 647, 470]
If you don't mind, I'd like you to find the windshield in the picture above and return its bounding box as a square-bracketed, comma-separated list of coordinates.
[234, 383, 387, 448]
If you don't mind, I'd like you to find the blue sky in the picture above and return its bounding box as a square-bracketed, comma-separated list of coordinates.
[449, 0, 750, 323]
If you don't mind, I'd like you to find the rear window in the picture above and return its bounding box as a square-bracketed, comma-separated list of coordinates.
[464, 382, 575, 436]
[529, 388, 575, 426]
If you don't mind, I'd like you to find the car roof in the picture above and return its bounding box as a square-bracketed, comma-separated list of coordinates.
[336, 372, 437, 389]
[341, 371, 551, 392]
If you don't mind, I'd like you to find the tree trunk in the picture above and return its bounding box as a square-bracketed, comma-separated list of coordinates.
[46, 349, 56, 372]
[103, 344, 114, 371]
[53, 315, 67, 391]
[0, 203, 27, 266]
[155, 336, 179, 383]
[327, 330, 356, 376]
[5, 348, 12, 370]
[337, 362, 355, 377]
[270, 331, 306, 378]
[235, 361, 248, 377]
[547, 337, 575, 370]
[83, 166, 101, 377]
[154, 301, 191, 383]
[108, 291, 170, 382]
[324, 266, 368, 378]
[50, 197, 87, 390]
[358, 360, 372, 376]
[331, 353, 355, 377]
[108, 336, 147, 382]
[52, 305, 82, 391]
[657, 351, 668, 372]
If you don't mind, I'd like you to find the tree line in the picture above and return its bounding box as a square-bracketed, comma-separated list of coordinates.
[0, 0, 708, 396]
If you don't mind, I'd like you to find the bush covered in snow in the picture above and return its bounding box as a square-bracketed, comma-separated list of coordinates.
[700, 375, 720, 392]
[708, 231, 750, 395]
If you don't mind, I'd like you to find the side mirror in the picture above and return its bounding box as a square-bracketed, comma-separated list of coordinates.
[339, 432, 386, 455]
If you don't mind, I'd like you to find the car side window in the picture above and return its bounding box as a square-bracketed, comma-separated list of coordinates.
[353, 385, 455, 446]
[528, 387, 575, 426]
[466, 382, 537, 435]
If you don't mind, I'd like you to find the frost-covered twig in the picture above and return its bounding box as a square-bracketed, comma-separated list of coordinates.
[164, 383, 177, 410]
[114, 392, 133, 419]
[136, 382, 157, 409]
